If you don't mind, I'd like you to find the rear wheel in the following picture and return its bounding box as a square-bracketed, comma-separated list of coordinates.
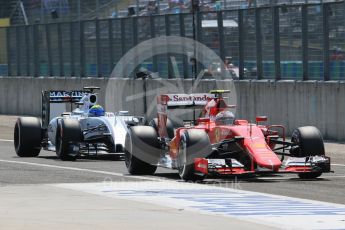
[149, 118, 175, 139]
[55, 119, 82, 161]
[14, 117, 42, 157]
[124, 126, 161, 175]
[177, 129, 211, 182]
[291, 126, 325, 179]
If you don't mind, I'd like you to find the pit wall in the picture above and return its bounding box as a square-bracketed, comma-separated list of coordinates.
[0, 77, 344, 141]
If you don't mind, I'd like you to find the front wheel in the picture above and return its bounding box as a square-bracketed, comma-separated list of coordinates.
[177, 129, 211, 182]
[291, 126, 325, 157]
[291, 126, 325, 179]
[298, 172, 322, 179]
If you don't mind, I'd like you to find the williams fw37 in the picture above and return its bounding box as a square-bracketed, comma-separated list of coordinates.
[14, 86, 145, 161]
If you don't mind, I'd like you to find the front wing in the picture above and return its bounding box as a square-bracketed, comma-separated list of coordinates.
[194, 155, 331, 176]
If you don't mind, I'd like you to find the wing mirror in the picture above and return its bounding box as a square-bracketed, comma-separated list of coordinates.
[256, 116, 268, 124]
[198, 118, 210, 123]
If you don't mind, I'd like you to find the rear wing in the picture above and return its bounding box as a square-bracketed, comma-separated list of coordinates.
[156, 91, 234, 138]
[41, 90, 87, 129]
[46, 90, 86, 103]
[156, 93, 215, 138]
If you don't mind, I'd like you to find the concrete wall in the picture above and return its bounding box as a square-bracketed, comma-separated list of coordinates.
[235, 80, 345, 141]
[0, 77, 344, 141]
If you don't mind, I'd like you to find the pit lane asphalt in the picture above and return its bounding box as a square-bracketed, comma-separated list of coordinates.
[1, 138, 345, 204]
[1, 115, 345, 205]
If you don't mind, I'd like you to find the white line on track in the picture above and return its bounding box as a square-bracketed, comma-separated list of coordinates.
[322, 175, 345, 178]
[0, 139, 13, 142]
[1, 158, 344, 182]
[0, 159, 164, 182]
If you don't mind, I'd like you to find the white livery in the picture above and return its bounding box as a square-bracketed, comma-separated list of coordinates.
[14, 86, 144, 161]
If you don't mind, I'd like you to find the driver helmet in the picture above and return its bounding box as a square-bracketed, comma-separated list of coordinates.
[89, 104, 105, 117]
[215, 111, 235, 125]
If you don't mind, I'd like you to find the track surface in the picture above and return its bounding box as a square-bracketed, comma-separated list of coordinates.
[1, 139, 344, 204]
[1, 116, 345, 229]
[1, 113, 345, 204]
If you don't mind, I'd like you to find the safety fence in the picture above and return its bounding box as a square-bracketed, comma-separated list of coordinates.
[1, 1, 345, 80]
[4, 0, 336, 25]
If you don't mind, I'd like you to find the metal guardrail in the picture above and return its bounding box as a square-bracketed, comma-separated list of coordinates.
[1, 1, 345, 80]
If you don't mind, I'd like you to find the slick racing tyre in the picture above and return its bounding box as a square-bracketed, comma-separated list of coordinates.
[298, 171, 322, 179]
[149, 118, 175, 139]
[14, 117, 42, 157]
[177, 129, 212, 182]
[124, 126, 161, 175]
[56, 119, 82, 161]
[291, 126, 325, 179]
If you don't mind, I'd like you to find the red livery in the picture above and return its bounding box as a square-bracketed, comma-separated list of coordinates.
[125, 90, 331, 181]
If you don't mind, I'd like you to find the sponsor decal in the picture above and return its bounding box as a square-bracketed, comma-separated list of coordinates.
[164, 93, 215, 106]
[170, 94, 212, 102]
[49, 91, 86, 102]
[50, 91, 70, 98]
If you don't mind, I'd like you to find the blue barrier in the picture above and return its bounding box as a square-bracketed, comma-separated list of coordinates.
[0, 64, 8, 76]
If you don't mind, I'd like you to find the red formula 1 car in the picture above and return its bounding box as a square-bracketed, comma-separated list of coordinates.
[125, 90, 331, 181]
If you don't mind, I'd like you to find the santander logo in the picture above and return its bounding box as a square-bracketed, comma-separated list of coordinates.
[163, 93, 215, 106]
[166, 94, 214, 103]
[172, 94, 212, 102]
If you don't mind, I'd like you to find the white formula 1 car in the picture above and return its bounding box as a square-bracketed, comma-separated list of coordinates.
[14, 86, 145, 160]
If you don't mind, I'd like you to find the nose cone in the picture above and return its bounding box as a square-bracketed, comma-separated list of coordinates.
[230, 125, 282, 171]
[256, 155, 282, 171]
[246, 140, 282, 171]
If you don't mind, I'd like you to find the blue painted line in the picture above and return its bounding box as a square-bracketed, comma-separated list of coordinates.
[111, 189, 345, 217]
